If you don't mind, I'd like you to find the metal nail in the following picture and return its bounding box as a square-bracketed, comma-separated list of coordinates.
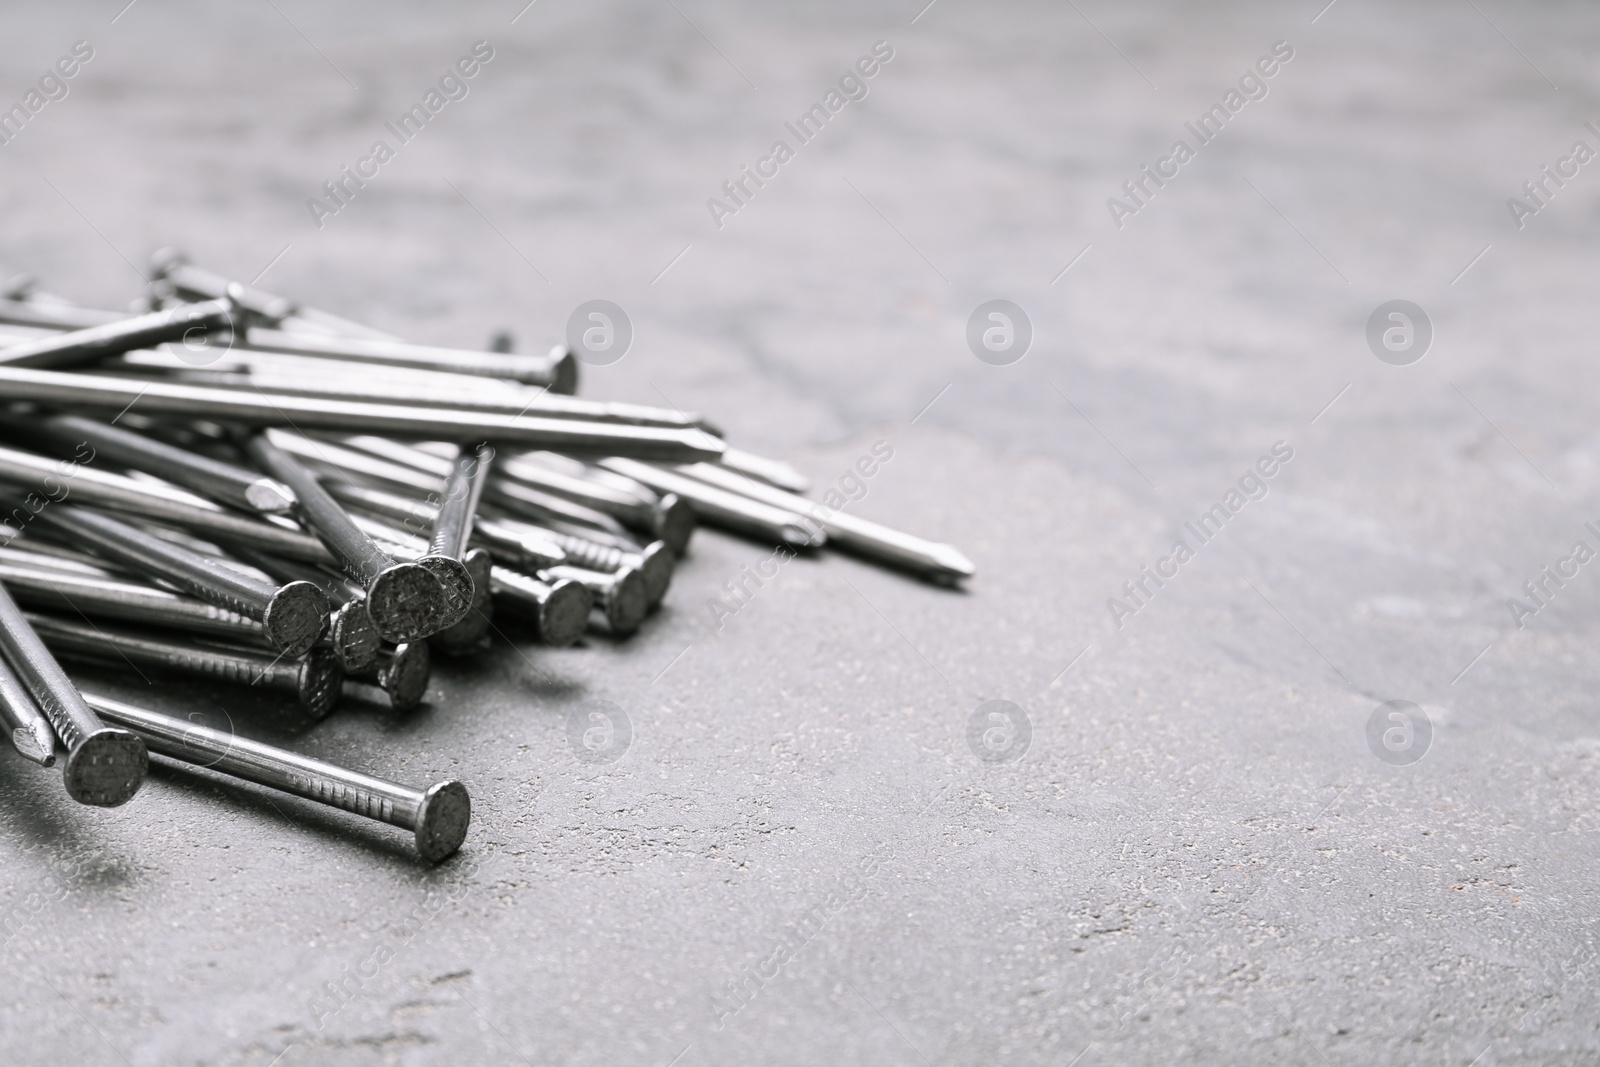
[540, 564, 648, 636]
[267, 432, 441, 499]
[114, 354, 716, 431]
[306, 488, 494, 656]
[598, 458, 823, 549]
[0, 582, 145, 805]
[238, 327, 578, 393]
[151, 250, 396, 341]
[226, 547, 381, 674]
[27, 611, 344, 718]
[81, 690, 469, 862]
[353, 641, 431, 712]
[497, 451, 696, 554]
[0, 540, 124, 576]
[678, 462, 976, 581]
[0, 557, 267, 643]
[16, 501, 330, 656]
[470, 516, 567, 571]
[0, 440, 334, 564]
[490, 568, 590, 647]
[0, 366, 725, 461]
[241, 431, 464, 643]
[482, 514, 672, 607]
[14, 412, 296, 514]
[716, 447, 812, 494]
[322, 435, 646, 550]
[429, 445, 492, 561]
[0, 645, 55, 766]
[488, 477, 636, 541]
[149, 249, 296, 325]
[424, 445, 494, 653]
[0, 299, 234, 370]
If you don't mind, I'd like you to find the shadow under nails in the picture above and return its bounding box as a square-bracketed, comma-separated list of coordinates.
[0, 758, 143, 889]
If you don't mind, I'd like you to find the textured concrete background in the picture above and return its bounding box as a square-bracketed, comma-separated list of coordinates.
[2, 1, 1599, 1064]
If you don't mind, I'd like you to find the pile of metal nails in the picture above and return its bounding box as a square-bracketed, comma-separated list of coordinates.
[0, 250, 975, 864]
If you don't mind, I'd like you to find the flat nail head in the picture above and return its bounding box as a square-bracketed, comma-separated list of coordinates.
[607, 566, 649, 635]
[382, 641, 431, 712]
[414, 779, 471, 862]
[366, 562, 453, 643]
[261, 580, 332, 657]
[244, 478, 297, 513]
[329, 600, 381, 674]
[653, 493, 695, 556]
[430, 548, 493, 654]
[294, 647, 346, 719]
[549, 348, 579, 396]
[64, 727, 148, 807]
[12, 723, 56, 766]
[638, 541, 674, 606]
[415, 555, 475, 630]
[539, 577, 592, 648]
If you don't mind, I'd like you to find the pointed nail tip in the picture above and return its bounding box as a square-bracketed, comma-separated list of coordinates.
[933, 545, 976, 578]
[247, 479, 298, 513]
[14, 726, 55, 766]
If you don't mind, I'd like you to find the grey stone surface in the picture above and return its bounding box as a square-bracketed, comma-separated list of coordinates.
[2, 1, 1599, 1063]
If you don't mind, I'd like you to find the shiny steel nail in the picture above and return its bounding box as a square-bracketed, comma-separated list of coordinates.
[0, 299, 233, 370]
[242, 432, 464, 643]
[497, 451, 695, 554]
[151, 250, 395, 340]
[149, 249, 295, 324]
[82, 691, 470, 862]
[716, 447, 812, 494]
[470, 516, 567, 571]
[0, 557, 267, 643]
[490, 568, 590, 647]
[425, 445, 494, 653]
[541, 564, 648, 636]
[239, 327, 578, 393]
[679, 462, 976, 581]
[226, 548, 381, 674]
[113, 356, 715, 431]
[0, 366, 725, 461]
[0, 646, 55, 766]
[17, 412, 295, 514]
[28, 612, 344, 718]
[352, 641, 431, 712]
[483, 514, 672, 607]
[0, 583, 145, 805]
[0, 441, 333, 564]
[328, 436, 644, 547]
[598, 458, 822, 549]
[20, 501, 329, 656]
